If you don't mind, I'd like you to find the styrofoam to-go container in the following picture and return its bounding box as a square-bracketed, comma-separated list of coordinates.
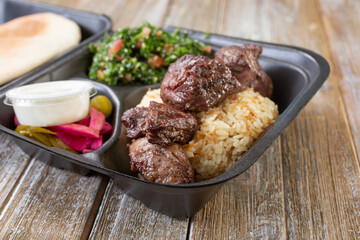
[4, 80, 96, 127]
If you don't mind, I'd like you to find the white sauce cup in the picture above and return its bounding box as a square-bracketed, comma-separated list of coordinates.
[4, 80, 96, 127]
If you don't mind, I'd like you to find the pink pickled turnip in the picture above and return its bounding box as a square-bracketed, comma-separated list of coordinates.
[89, 108, 105, 132]
[56, 131, 92, 152]
[43, 107, 113, 153]
[48, 123, 99, 138]
[76, 115, 90, 126]
[90, 136, 103, 150]
[100, 122, 113, 135]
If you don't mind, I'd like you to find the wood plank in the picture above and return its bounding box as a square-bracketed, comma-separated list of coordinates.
[281, 114, 360, 239]
[164, 0, 287, 239]
[279, 0, 360, 237]
[318, 0, 360, 162]
[28, 0, 170, 29]
[214, 0, 360, 239]
[0, 134, 30, 205]
[27, 0, 77, 9]
[88, 180, 188, 240]
[0, 156, 104, 239]
[163, 0, 221, 32]
[73, 0, 170, 29]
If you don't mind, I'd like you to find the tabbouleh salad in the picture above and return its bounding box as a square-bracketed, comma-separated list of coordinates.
[89, 22, 212, 85]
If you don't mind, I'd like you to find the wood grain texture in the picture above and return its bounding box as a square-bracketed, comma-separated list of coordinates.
[319, 0, 360, 162]
[28, 0, 169, 29]
[213, 0, 360, 239]
[0, 134, 30, 205]
[73, 0, 169, 30]
[214, 0, 360, 239]
[281, 115, 360, 239]
[163, 0, 221, 32]
[0, 157, 103, 239]
[88, 180, 189, 240]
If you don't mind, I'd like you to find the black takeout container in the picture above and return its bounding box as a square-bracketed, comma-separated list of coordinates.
[0, 0, 112, 92]
[0, 26, 330, 218]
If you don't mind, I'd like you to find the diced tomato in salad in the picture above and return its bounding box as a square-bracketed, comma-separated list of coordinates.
[149, 55, 164, 68]
[108, 39, 123, 55]
[202, 45, 212, 54]
[97, 70, 105, 79]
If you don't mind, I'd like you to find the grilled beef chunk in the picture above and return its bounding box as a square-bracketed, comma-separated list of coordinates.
[120, 106, 149, 138]
[146, 101, 197, 145]
[215, 45, 273, 98]
[129, 138, 195, 184]
[121, 101, 197, 145]
[160, 54, 241, 112]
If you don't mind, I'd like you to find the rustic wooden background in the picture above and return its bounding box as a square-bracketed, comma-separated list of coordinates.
[0, 0, 359, 239]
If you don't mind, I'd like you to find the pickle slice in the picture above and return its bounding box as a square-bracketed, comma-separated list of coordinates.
[15, 125, 77, 153]
[15, 125, 56, 135]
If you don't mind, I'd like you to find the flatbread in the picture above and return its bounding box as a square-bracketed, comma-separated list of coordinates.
[0, 13, 81, 85]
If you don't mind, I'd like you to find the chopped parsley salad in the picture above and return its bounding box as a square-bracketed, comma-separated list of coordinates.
[89, 22, 212, 85]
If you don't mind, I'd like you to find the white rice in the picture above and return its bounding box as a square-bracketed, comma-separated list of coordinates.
[138, 88, 278, 181]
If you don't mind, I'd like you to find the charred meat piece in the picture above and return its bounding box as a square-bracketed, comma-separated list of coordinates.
[215, 45, 273, 98]
[129, 138, 195, 184]
[160, 54, 241, 112]
[120, 106, 149, 138]
[121, 101, 198, 145]
[146, 101, 197, 145]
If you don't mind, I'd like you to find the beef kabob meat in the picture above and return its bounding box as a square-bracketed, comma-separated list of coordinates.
[121, 100, 198, 184]
[129, 138, 195, 184]
[120, 106, 150, 139]
[215, 44, 273, 98]
[145, 101, 198, 145]
[160, 46, 273, 113]
[121, 101, 197, 146]
[122, 101, 197, 184]
[160, 54, 242, 112]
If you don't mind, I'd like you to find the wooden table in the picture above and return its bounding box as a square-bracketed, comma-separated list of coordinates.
[1, 0, 359, 239]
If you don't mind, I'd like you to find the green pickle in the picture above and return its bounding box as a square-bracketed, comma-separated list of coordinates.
[30, 133, 52, 147]
[48, 135, 77, 153]
[15, 125, 56, 135]
[15, 125, 77, 153]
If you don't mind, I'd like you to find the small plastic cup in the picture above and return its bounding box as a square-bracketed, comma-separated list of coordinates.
[4, 80, 96, 127]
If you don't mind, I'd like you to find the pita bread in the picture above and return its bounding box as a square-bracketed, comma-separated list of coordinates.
[0, 13, 81, 85]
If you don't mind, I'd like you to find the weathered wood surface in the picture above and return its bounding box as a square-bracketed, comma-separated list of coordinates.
[0, 0, 359, 239]
[88, 180, 189, 240]
[0, 137, 106, 239]
[319, 0, 360, 163]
